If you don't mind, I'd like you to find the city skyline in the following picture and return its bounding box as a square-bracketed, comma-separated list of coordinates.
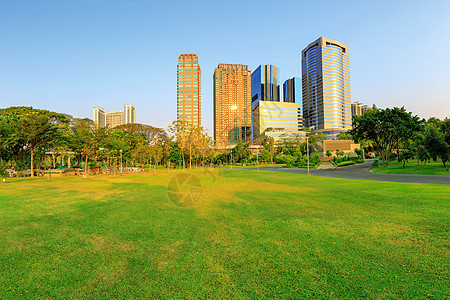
[93, 104, 136, 128]
[1, 0, 449, 133]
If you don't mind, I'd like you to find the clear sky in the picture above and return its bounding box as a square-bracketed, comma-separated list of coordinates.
[1, 0, 449, 133]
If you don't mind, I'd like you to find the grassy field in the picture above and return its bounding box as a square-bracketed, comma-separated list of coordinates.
[372, 159, 449, 175]
[0, 169, 448, 298]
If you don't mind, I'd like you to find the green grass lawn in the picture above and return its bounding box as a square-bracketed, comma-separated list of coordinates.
[0, 170, 448, 298]
[372, 159, 449, 175]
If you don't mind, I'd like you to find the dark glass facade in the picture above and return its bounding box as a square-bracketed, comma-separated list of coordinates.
[251, 65, 280, 108]
[283, 77, 301, 106]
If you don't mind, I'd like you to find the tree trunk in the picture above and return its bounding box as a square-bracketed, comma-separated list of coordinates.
[30, 148, 34, 177]
[181, 149, 185, 170]
[85, 154, 89, 177]
[443, 161, 449, 171]
[189, 146, 192, 170]
[417, 150, 420, 171]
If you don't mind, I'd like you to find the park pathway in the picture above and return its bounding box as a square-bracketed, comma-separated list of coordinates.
[247, 160, 450, 185]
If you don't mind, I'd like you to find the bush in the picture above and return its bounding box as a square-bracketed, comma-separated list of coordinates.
[372, 159, 379, 167]
[350, 157, 365, 163]
[274, 154, 287, 164]
[335, 160, 356, 167]
[0, 159, 7, 178]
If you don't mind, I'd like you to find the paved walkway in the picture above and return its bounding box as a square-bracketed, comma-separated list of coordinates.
[247, 160, 450, 185]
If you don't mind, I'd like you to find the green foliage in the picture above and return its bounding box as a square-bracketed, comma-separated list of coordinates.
[0, 159, 7, 178]
[231, 139, 251, 163]
[336, 131, 352, 140]
[350, 107, 423, 162]
[354, 148, 363, 159]
[325, 150, 332, 157]
[372, 159, 379, 167]
[261, 149, 271, 163]
[424, 124, 449, 171]
[335, 149, 344, 158]
[261, 136, 275, 163]
[334, 160, 356, 167]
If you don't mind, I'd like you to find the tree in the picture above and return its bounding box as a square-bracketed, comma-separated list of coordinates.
[261, 136, 275, 164]
[131, 139, 150, 173]
[350, 107, 422, 162]
[0, 159, 8, 182]
[169, 121, 189, 169]
[424, 125, 449, 171]
[70, 119, 99, 177]
[336, 131, 352, 140]
[261, 149, 271, 163]
[15, 114, 57, 177]
[354, 148, 363, 159]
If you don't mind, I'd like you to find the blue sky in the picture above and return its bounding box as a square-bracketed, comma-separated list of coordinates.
[1, 0, 449, 133]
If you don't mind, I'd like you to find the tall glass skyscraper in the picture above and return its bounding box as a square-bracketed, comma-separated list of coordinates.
[301, 37, 351, 131]
[283, 77, 301, 105]
[251, 65, 280, 107]
[177, 54, 201, 126]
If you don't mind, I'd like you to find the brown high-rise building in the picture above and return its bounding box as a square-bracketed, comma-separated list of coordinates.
[177, 54, 201, 126]
[213, 64, 252, 146]
[351, 101, 371, 117]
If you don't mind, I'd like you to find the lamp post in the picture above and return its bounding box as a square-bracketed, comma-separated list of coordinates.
[230, 151, 233, 169]
[120, 149, 123, 175]
[230, 105, 238, 169]
[307, 135, 310, 175]
[256, 149, 259, 171]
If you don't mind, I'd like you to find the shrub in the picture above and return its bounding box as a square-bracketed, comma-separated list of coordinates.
[336, 160, 356, 167]
[274, 154, 287, 164]
[350, 157, 365, 163]
[372, 159, 379, 167]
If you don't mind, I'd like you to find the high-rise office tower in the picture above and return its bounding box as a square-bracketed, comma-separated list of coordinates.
[124, 104, 135, 124]
[177, 54, 201, 126]
[251, 65, 280, 107]
[302, 37, 351, 132]
[93, 106, 105, 128]
[106, 110, 124, 128]
[351, 101, 371, 117]
[283, 77, 301, 105]
[213, 64, 252, 146]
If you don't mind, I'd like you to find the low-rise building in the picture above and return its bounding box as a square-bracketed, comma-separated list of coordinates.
[252, 101, 303, 140]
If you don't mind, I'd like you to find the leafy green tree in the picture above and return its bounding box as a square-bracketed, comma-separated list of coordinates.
[261, 136, 275, 164]
[16, 114, 57, 177]
[0, 159, 8, 182]
[336, 131, 352, 140]
[261, 149, 271, 163]
[354, 148, 363, 159]
[351, 107, 422, 162]
[70, 119, 100, 176]
[131, 139, 150, 173]
[424, 125, 449, 171]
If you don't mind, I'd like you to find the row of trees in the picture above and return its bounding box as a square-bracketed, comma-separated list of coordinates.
[0, 107, 213, 177]
[1, 106, 448, 177]
[350, 107, 449, 171]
